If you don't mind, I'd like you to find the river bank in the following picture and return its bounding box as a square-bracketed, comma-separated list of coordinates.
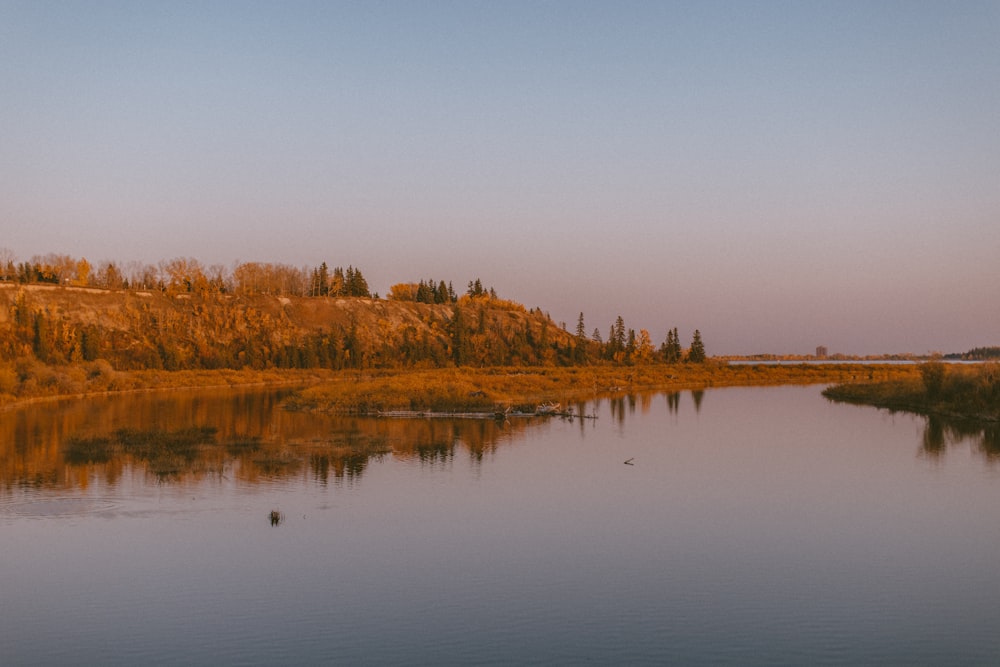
[823, 362, 1000, 422]
[0, 364, 335, 410]
[284, 363, 918, 414]
[1, 361, 922, 414]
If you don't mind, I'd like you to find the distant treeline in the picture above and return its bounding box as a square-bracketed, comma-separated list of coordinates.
[944, 347, 1000, 361]
[0, 250, 709, 377]
[0, 250, 377, 298]
[0, 250, 492, 303]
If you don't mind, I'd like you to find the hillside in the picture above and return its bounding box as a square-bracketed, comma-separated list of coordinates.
[0, 283, 576, 371]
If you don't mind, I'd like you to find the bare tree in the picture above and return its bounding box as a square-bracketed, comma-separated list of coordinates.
[0, 247, 15, 282]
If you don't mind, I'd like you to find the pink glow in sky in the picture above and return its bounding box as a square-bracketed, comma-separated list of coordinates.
[2, 1, 998, 355]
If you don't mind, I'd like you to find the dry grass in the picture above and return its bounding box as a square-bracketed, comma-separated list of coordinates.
[824, 362, 1000, 422]
[1, 359, 921, 413]
[0, 361, 335, 408]
[287, 363, 917, 414]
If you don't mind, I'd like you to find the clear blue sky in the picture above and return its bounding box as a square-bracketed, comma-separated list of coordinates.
[2, 1, 998, 355]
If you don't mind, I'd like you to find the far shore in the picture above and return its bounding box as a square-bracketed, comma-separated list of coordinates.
[1, 362, 922, 414]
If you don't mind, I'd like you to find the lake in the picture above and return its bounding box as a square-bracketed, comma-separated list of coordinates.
[2, 385, 999, 665]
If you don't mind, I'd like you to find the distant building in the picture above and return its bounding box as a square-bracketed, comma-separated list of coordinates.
[816, 346, 828, 358]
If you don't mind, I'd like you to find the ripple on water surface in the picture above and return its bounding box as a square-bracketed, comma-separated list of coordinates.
[1, 496, 121, 520]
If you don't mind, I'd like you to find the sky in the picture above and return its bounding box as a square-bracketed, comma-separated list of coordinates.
[2, 1, 998, 356]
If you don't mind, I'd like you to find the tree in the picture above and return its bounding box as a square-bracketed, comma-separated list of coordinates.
[331, 266, 345, 296]
[317, 262, 330, 296]
[662, 327, 682, 363]
[96, 261, 125, 289]
[75, 258, 92, 286]
[344, 266, 370, 297]
[606, 316, 626, 361]
[161, 257, 206, 294]
[635, 329, 654, 364]
[388, 283, 416, 301]
[415, 280, 434, 303]
[0, 247, 15, 282]
[687, 329, 706, 363]
[574, 312, 588, 364]
[450, 306, 471, 365]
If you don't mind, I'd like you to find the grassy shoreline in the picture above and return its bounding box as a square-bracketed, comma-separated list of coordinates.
[823, 362, 1000, 422]
[1, 361, 922, 413]
[285, 363, 918, 414]
[0, 365, 335, 410]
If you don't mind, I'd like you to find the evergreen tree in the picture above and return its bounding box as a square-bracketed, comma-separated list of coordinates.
[467, 278, 484, 297]
[33, 311, 52, 362]
[344, 317, 360, 368]
[450, 307, 471, 365]
[662, 327, 683, 363]
[416, 280, 434, 303]
[345, 266, 355, 295]
[344, 266, 370, 297]
[318, 262, 329, 296]
[613, 316, 626, 350]
[688, 329, 706, 363]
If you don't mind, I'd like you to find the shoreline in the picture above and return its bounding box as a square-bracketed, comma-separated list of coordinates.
[0, 368, 332, 411]
[1, 363, 922, 414]
[281, 363, 919, 414]
[823, 362, 1000, 423]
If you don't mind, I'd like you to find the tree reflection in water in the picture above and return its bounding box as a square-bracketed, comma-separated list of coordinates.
[920, 415, 1000, 462]
[0, 388, 543, 489]
[4, 386, 994, 490]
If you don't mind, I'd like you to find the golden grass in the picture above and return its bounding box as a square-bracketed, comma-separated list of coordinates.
[0, 360, 337, 408]
[824, 362, 1000, 422]
[1, 359, 922, 413]
[287, 363, 919, 414]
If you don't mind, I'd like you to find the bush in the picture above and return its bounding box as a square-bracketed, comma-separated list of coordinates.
[919, 362, 946, 397]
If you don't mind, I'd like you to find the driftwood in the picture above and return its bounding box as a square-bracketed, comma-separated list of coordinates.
[375, 404, 597, 421]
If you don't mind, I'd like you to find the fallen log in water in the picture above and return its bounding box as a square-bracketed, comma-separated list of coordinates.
[375, 407, 597, 420]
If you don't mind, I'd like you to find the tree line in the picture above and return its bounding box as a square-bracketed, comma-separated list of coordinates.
[1, 249, 709, 373]
[944, 346, 1000, 361]
[0, 250, 377, 299]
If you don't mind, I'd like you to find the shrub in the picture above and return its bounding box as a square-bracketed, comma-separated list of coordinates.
[919, 362, 946, 398]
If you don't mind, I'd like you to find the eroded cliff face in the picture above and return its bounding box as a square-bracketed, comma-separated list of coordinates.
[0, 283, 573, 370]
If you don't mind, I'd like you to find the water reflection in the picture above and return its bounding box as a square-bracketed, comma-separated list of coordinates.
[4, 384, 999, 667]
[691, 389, 704, 413]
[3, 387, 996, 492]
[0, 388, 546, 490]
[920, 415, 1000, 462]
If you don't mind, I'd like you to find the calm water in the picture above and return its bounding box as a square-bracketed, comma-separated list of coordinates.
[2, 385, 999, 666]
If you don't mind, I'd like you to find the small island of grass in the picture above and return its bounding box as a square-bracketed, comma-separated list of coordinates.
[823, 362, 1000, 422]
